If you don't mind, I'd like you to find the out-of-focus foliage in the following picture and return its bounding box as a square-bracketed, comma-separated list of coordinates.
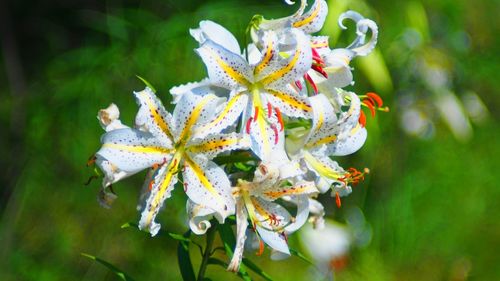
[0, 0, 498, 280]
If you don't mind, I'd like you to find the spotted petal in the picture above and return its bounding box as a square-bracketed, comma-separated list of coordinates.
[291, 0, 328, 34]
[325, 124, 367, 156]
[196, 40, 253, 90]
[257, 29, 312, 90]
[96, 128, 172, 175]
[172, 92, 224, 142]
[257, 180, 317, 201]
[252, 198, 291, 254]
[339, 11, 379, 57]
[227, 200, 249, 272]
[182, 155, 235, 219]
[139, 159, 180, 236]
[187, 132, 250, 160]
[304, 94, 338, 148]
[264, 86, 312, 118]
[134, 87, 174, 147]
[187, 199, 222, 235]
[192, 93, 248, 139]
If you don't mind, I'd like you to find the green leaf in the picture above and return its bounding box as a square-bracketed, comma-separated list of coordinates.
[234, 162, 253, 172]
[136, 75, 157, 93]
[217, 224, 252, 281]
[81, 253, 136, 281]
[208, 258, 251, 281]
[177, 230, 196, 281]
[289, 248, 314, 266]
[242, 258, 274, 281]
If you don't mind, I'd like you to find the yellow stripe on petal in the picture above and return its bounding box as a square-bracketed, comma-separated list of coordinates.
[178, 95, 216, 141]
[266, 89, 312, 113]
[185, 157, 224, 205]
[303, 152, 342, 180]
[188, 137, 240, 154]
[292, 0, 322, 28]
[102, 143, 173, 154]
[254, 39, 274, 75]
[138, 91, 173, 139]
[207, 48, 251, 87]
[252, 90, 271, 157]
[259, 47, 301, 86]
[306, 134, 337, 148]
[145, 153, 182, 227]
[195, 94, 245, 134]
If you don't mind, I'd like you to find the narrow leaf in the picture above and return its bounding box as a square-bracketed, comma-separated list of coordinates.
[242, 258, 274, 281]
[136, 75, 157, 93]
[81, 253, 136, 281]
[289, 248, 314, 265]
[177, 230, 196, 281]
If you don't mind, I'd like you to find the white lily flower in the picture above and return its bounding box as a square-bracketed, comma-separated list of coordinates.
[287, 93, 368, 202]
[194, 25, 314, 162]
[311, 11, 379, 90]
[227, 162, 317, 272]
[95, 88, 250, 236]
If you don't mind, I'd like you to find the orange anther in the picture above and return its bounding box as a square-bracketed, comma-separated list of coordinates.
[274, 107, 284, 131]
[366, 92, 383, 107]
[335, 192, 341, 208]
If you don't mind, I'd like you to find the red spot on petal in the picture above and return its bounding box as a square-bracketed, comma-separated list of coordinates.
[267, 102, 272, 118]
[295, 80, 303, 91]
[312, 64, 328, 78]
[304, 73, 318, 94]
[253, 106, 259, 121]
[271, 124, 279, 145]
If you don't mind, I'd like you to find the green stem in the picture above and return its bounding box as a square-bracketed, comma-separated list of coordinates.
[197, 223, 217, 281]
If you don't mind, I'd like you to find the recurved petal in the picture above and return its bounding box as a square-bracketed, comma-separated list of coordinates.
[192, 93, 248, 139]
[291, 0, 328, 34]
[96, 128, 172, 174]
[227, 200, 249, 272]
[183, 155, 235, 220]
[325, 124, 367, 156]
[339, 11, 378, 57]
[186, 199, 221, 235]
[187, 132, 250, 160]
[310, 36, 330, 56]
[304, 93, 338, 148]
[196, 40, 253, 90]
[284, 195, 310, 232]
[257, 29, 312, 89]
[95, 156, 132, 187]
[97, 103, 128, 132]
[134, 87, 174, 147]
[173, 92, 224, 142]
[190, 20, 241, 55]
[139, 160, 180, 236]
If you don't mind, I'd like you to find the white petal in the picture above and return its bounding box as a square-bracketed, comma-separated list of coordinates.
[134, 87, 174, 147]
[95, 156, 133, 187]
[284, 195, 310, 232]
[264, 86, 313, 118]
[291, 0, 328, 34]
[256, 226, 290, 255]
[186, 199, 219, 235]
[139, 161, 179, 236]
[187, 132, 250, 160]
[192, 93, 248, 140]
[196, 40, 253, 90]
[97, 103, 128, 132]
[96, 128, 172, 174]
[173, 92, 224, 142]
[304, 93, 338, 148]
[339, 11, 378, 57]
[190, 20, 241, 55]
[183, 155, 235, 219]
[326, 124, 367, 156]
[227, 200, 249, 272]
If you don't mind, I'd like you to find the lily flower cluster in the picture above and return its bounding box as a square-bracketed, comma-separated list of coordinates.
[90, 0, 383, 272]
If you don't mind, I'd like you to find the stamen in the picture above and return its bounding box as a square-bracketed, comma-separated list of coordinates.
[256, 240, 264, 256]
[335, 192, 341, 208]
[311, 64, 328, 78]
[359, 110, 366, 127]
[363, 99, 376, 117]
[271, 124, 279, 144]
[267, 102, 272, 118]
[295, 80, 303, 91]
[366, 92, 383, 107]
[149, 180, 155, 191]
[246, 117, 253, 134]
[304, 73, 318, 94]
[86, 155, 97, 167]
[311, 48, 323, 64]
[274, 107, 284, 131]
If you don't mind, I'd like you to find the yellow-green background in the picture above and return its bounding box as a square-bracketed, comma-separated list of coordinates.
[0, 0, 498, 280]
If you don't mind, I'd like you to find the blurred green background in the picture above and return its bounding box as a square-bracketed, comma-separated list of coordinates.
[0, 0, 498, 280]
